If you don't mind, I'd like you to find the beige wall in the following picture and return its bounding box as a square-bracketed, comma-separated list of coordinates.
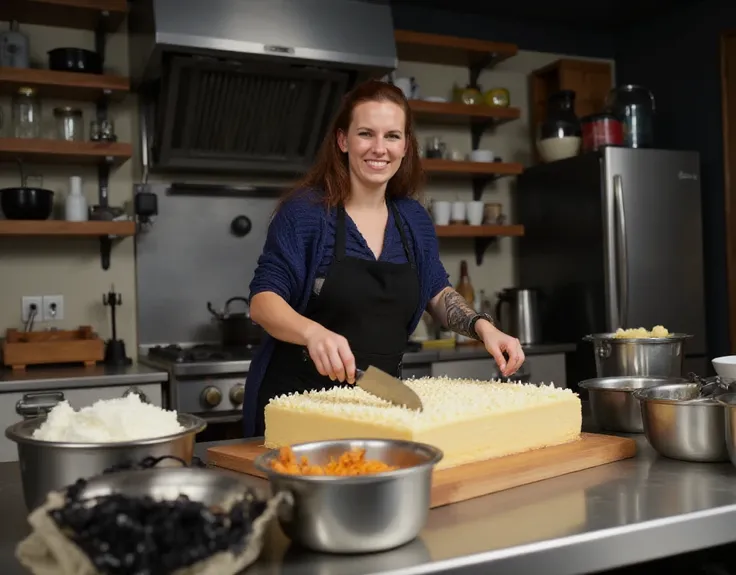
[0, 21, 613, 355]
[0, 24, 138, 349]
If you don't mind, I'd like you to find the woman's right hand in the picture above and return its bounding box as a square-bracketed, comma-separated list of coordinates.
[304, 324, 356, 383]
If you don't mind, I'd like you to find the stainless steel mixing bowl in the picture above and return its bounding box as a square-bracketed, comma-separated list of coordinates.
[579, 376, 685, 433]
[5, 413, 207, 510]
[254, 438, 443, 554]
[633, 383, 729, 462]
[77, 465, 263, 506]
[583, 333, 692, 378]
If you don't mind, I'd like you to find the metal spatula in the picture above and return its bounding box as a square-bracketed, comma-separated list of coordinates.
[354, 366, 423, 411]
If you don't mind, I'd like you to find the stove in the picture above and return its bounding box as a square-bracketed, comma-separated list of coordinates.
[145, 344, 255, 377]
[140, 344, 256, 431]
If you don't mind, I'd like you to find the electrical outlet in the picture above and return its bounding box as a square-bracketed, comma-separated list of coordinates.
[21, 296, 43, 322]
[42, 295, 64, 321]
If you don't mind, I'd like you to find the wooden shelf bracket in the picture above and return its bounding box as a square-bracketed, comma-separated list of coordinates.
[468, 70, 514, 202]
[471, 176, 494, 201]
[474, 236, 498, 265]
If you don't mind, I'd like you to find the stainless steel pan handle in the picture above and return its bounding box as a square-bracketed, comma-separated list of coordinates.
[16, 391, 65, 419]
[613, 175, 629, 327]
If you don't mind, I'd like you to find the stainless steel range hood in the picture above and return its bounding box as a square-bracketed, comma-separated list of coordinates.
[128, 0, 397, 176]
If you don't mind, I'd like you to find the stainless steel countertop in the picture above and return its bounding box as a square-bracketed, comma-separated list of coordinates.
[0, 363, 169, 392]
[402, 342, 576, 365]
[3, 426, 736, 575]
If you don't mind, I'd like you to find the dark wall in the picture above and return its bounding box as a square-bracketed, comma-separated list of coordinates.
[393, 1, 732, 357]
[390, 4, 617, 59]
[614, 0, 734, 357]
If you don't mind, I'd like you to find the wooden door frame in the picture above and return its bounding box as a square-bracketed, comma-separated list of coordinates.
[721, 30, 736, 352]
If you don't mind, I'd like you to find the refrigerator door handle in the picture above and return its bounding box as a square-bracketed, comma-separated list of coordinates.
[613, 174, 629, 327]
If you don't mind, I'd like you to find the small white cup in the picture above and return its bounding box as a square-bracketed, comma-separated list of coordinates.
[451, 201, 466, 223]
[466, 201, 484, 225]
[470, 149, 494, 162]
[432, 200, 451, 225]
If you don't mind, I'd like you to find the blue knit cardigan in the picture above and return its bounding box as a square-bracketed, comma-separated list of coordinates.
[243, 190, 449, 437]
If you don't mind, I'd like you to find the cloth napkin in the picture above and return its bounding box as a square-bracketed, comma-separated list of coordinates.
[16, 490, 283, 575]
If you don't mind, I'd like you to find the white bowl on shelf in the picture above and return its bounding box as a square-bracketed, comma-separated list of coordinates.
[712, 356, 736, 379]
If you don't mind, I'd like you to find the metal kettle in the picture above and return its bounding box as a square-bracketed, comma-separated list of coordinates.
[494, 288, 543, 345]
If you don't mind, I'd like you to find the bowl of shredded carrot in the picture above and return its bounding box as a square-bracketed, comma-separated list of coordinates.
[253, 438, 443, 554]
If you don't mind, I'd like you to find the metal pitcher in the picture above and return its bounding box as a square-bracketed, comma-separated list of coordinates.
[494, 288, 543, 345]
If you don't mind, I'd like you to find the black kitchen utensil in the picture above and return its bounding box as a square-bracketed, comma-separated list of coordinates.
[103, 285, 132, 366]
[0, 187, 53, 219]
[0, 160, 55, 219]
[207, 297, 264, 348]
[48, 47, 102, 74]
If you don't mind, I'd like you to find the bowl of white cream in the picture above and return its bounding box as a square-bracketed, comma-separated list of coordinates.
[5, 394, 206, 510]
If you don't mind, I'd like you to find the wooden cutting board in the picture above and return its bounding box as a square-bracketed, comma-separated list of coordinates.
[208, 433, 637, 508]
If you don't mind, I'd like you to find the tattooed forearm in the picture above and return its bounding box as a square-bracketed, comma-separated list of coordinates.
[443, 289, 481, 340]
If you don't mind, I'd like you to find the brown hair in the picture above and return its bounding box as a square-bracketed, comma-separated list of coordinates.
[283, 79, 424, 208]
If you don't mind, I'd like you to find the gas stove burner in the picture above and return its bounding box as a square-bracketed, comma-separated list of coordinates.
[147, 344, 247, 364]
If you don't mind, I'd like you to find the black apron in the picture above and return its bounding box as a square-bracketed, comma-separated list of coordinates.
[254, 202, 420, 435]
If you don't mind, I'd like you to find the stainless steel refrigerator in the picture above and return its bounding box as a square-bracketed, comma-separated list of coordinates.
[515, 148, 708, 388]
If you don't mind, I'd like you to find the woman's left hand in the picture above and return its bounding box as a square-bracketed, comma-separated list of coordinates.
[475, 320, 525, 377]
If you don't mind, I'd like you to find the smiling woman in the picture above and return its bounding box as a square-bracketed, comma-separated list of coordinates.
[242, 79, 525, 438]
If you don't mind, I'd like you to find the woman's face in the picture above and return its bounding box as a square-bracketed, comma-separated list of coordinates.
[337, 100, 407, 191]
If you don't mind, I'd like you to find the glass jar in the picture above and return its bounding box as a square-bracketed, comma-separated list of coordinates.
[537, 90, 581, 162]
[581, 113, 624, 152]
[540, 90, 581, 140]
[53, 106, 84, 141]
[425, 136, 446, 159]
[90, 118, 116, 142]
[12, 86, 41, 139]
[605, 85, 655, 148]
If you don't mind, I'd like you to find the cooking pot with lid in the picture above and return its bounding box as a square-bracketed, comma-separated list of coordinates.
[207, 297, 263, 348]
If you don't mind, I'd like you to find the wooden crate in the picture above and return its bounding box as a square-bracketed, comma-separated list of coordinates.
[2, 325, 104, 370]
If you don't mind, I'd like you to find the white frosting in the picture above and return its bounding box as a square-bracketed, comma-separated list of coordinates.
[32, 394, 183, 442]
[268, 377, 577, 432]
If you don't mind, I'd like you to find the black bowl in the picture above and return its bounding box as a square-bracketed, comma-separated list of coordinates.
[48, 47, 102, 74]
[0, 188, 54, 220]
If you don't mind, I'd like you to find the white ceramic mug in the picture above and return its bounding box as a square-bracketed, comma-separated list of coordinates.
[451, 201, 466, 223]
[432, 200, 451, 225]
[466, 201, 484, 225]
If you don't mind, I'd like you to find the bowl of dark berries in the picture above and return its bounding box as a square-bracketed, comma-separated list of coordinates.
[16, 466, 279, 575]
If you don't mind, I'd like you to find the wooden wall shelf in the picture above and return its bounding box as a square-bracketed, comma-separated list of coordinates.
[396, 30, 523, 203]
[435, 225, 524, 238]
[0, 138, 132, 166]
[0, 0, 132, 271]
[423, 159, 524, 177]
[395, 30, 518, 69]
[0, 0, 128, 32]
[0, 220, 136, 237]
[408, 100, 520, 125]
[0, 67, 130, 101]
[435, 224, 524, 265]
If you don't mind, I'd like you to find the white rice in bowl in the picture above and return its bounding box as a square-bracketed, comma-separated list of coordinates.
[32, 394, 184, 442]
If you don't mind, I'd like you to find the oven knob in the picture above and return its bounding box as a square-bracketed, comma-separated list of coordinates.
[201, 386, 222, 408]
[229, 384, 245, 405]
